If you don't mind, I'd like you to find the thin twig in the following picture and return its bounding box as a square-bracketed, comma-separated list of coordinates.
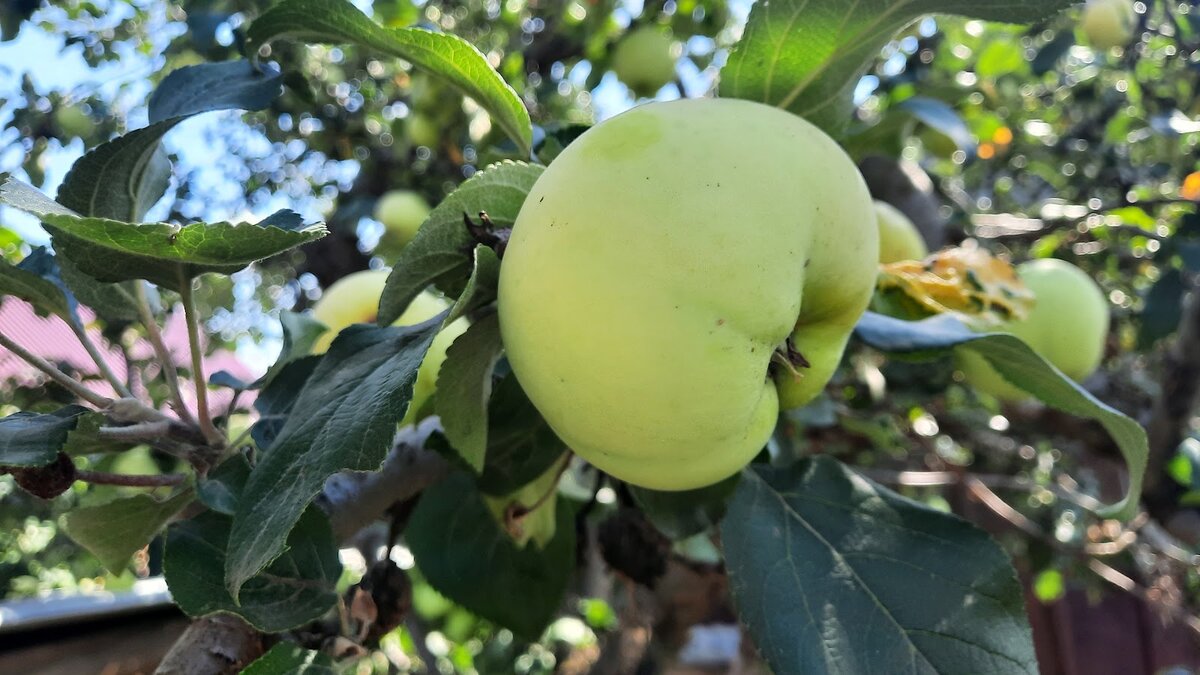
[67, 320, 133, 398]
[179, 281, 222, 447]
[135, 282, 196, 427]
[0, 331, 112, 408]
[75, 469, 187, 488]
[96, 420, 173, 442]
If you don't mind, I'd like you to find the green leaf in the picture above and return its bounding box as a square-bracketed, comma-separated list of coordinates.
[166, 508, 340, 632]
[719, 0, 1074, 135]
[1139, 267, 1184, 348]
[630, 474, 740, 541]
[247, 0, 531, 154]
[251, 355, 322, 450]
[58, 58, 284, 222]
[226, 320, 441, 598]
[57, 254, 143, 324]
[407, 471, 575, 639]
[0, 248, 74, 322]
[854, 311, 1147, 521]
[197, 454, 252, 516]
[723, 459, 1037, 675]
[62, 489, 194, 573]
[0, 405, 89, 467]
[147, 60, 284, 125]
[241, 643, 336, 674]
[47, 211, 322, 291]
[476, 374, 568, 496]
[436, 313, 503, 473]
[378, 161, 542, 326]
[258, 311, 329, 388]
[445, 245, 501, 325]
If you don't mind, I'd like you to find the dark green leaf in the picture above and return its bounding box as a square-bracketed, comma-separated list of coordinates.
[407, 472, 575, 639]
[436, 313, 502, 473]
[58, 122, 176, 221]
[724, 459, 1037, 675]
[0, 405, 88, 467]
[197, 454, 252, 516]
[166, 508, 340, 632]
[1139, 267, 1184, 347]
[0, 247, 75, 323]
[247, 0, 531, 154]
[148, 60, 284, 125]
[251, 355, 322, 451]
[227, 320, 441, 598]
[241, 643, 336, 674]
[719, 0, 1074, 135]
[256, 310, 328, 389]
[854, 311, 1146, 521]
[476, 374, 568, 496]
[378, 161, 542, 325]
[630, 474, 739, 541]
[62, 489, 194, 573]
[57, 254, 143, 324]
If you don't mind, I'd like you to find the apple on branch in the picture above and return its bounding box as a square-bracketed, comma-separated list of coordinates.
[875, 200, 928, 264]
[498, 99, 879, 491]
[611, 27, 680, 99]
[310, 269, 467, 425]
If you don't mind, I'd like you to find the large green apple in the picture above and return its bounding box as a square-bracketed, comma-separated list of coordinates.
[611, 28, 679, 98]
[498, 99, 878, 491]
[375, 190, 432, 251]
[875, 200, 928, 264]
[310, 269, 467, 424]
[959, 258, 1109, 402]
[1081, 0, 1136, 50]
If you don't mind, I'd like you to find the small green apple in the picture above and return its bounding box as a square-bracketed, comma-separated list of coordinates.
[498, 99, 878, 491]
[1081, 0, 1136, 50]
[310, 269, 467, 424]
[54, 106, 93, 138]
[408, 113, 440, 148]
[374, 189, 431, 250]
[611, 28, 680, 98]
[875, 200, 928, 264]
[959, 258, 1109, 402]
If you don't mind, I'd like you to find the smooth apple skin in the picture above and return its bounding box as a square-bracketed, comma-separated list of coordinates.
[1081, 0, 1136, 50]
[611, 28, 679, 98]
[498, 99, 877, 490]
[375, 190, 432, 249]
[960, 258, 1109, 402]
[875, 200, 928, 264]
[310, 270, 467, 424]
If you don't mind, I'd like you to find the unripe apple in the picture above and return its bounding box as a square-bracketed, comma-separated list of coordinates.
[959, 259, 1109, 402]
[611, 28, 680, 98]
[408, 113, 440, 148]
[875, 200, 928, 264]
[1081, 0, 1136, 50]
[310, 269, 467, 424]
[374, 190, 431, 251]
[498, 99, 878, 491]
[54, 106, 93, 138]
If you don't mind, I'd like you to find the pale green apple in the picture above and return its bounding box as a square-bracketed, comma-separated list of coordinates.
[498, 99, 878, 491]
[875, 201, 928, 264]
[374, 190, 431, 250]
[959, 258, 1109, 402]
[54, 106, 93, 138]
[1081, 0, 1136, 50]
[611, 28, 680, 98]
[408, 113, 440, 148]
[310, 269, 467, 424]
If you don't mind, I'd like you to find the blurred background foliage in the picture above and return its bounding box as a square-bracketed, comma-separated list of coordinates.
[4, 0, 1200, 671]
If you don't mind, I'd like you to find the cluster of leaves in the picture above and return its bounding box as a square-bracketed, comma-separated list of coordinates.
[0, 0, 1185, 673]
